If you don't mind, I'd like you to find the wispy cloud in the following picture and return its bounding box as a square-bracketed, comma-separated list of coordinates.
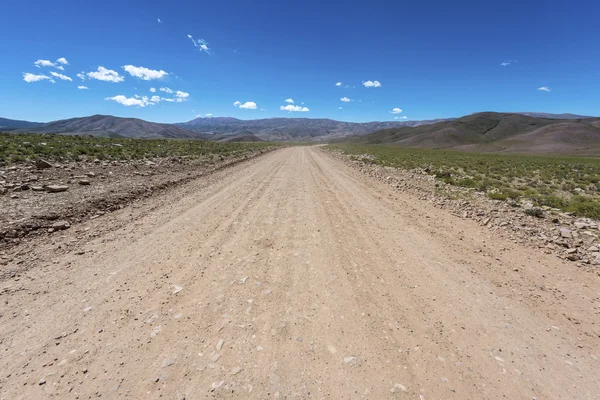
[340, 97, 351, 102]
[390, 107, 402, 114]
[50, 71, 72, 81]
[150, 87, 156, 93]
[205, 113, 213, 117]
[363, 80, 381, 88]
[338, 106, 343, 110]
[500, 60, 517, 67]
[157, 18, 162, 23]
[23, 73, 54, 83]
[335, 82, 342, 87]
[234, 101, 257, 110]
[284, 98, 294, 104]
[34, 57, 69, 71]
[76, 72, 85, 81]
[394, 116, 408, 120]
[537, 86, 551, 92]
[123, 65, 168, 80]
[77, 85, 88, 90]
[175, 91, 189, 102]
[187, 35, 211, 55]
[160, 87, 174, 94]
[87, 66, 125, 83]
[280, 104, 310, 112]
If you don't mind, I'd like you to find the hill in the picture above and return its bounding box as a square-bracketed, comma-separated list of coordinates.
[0, 117, 43, 131]
[350, 112, 600, 155]
[12, 115, 207, 139]
[177, 117, 448, 141]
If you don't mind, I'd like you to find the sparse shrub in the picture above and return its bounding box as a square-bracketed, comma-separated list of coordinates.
[524, 208, 545, 218]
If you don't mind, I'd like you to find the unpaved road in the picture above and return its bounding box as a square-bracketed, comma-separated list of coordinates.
[1, 147, 599, 399]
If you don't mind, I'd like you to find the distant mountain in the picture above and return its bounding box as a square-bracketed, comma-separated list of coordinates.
[0, 117, 44, 131]
[11, 115, 207, 139]
[177, 117, 449, 141]
[348, 112, 600, 156]
[514, 112, 594, 120]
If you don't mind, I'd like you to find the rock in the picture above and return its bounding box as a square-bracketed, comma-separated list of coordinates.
[344, 356, 356, 364]
[172, 285, 183, 294]
[566, 248, 578, 254]
[327, 345, 337, 354]
[78, 180, 91, 185]
[216, 339, 224, 350]
[36, 159, 53, 169]
[211, 381, 224, 390]
[31, 186, 44, 191]
[39, 378, 46, 385]
[587, 246, 599, 252]
[52, 221, 70, 230]
[86, 171, 96, 177]
[45, 185, 69, 193]
[574, 221, 588, 229]
[567, 253, 579, 261]
[391, 383, 407, 393]
[161, 359, 175, 368]
[0, 187, 6, 195]
[560, 228, 572, 239]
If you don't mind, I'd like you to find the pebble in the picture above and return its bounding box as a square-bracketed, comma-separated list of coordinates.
[263, 289, 272, 295]
[327, 345, 337, 354]
[45, 185, 69, 193]
[162, 359, 175, 368]
[39, 378, 46, 385]
[216, 339, 224, 350]
[172, 285, 183, 294]
[391, 383, 407, 393]
[344, 356, 356, 364]
[211, 381, 224, 390]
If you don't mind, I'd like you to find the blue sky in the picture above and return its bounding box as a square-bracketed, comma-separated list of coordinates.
[0, 0, 598, 123]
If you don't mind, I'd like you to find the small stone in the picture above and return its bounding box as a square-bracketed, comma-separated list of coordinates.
[263, 289, 272, 295]
[560, 228, 572, 239]
[344, 356, 356, 364]
[211, 381, 224, 390]
[31, 186, 44, 191]
[36, 159, 53, 169]
[172, 285, 183, 294]
[391, 383, 407, 393]
[566, 248, 578, 254]
[161, 359, 175, 368]
[45, 185, 69, 193]
[216, 339, 224, 350]
[230, 367, 242, 375]
[52, 221, 71, 230]
[78, 180, 91, 186]
[327, 345, 337, 354]
[82, 368, 88, 374]
[39, 378, 46, 385]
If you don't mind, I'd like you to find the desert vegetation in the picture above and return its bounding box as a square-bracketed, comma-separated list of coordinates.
[328, 144, 600, 218]
[0, 132, 274, 166]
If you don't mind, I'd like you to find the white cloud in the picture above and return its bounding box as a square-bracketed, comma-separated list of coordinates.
[160, 87, 174, 94]
[280, 104, 310, 112]
[23, 73, 52, 83]
[123, 65, 168, 80]
[338, 106, 343, 110]
[537, 86, 551, 92]
[87, 66, 125, 83]
[284, 98, 294, 104]
[34, 58, 68, 70]
[105, 94, 161, 107]
[335, 82, 342, 87]
[187, 35, 211, 54]
[394, 116, 408, 120]
[76, 72, 85, 81]
[175, 90, 189, 98]
[340, 97, 351, 102]
[157, 18, 162, 23]
[500, 60, 517, 67]
[233, 101, 241, 106]
[150, 87, 156, 92]
[390, 107, 402, 114]
[363, 80, 382, 88]
[50, 71, 72, 81]
[77, 85, 88, 90]
[239, 101, 257, 110]
[205, 113, 213, 117]
[163, 98, 176, 102]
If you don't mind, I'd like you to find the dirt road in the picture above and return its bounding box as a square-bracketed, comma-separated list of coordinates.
[1, 147, 599, 399]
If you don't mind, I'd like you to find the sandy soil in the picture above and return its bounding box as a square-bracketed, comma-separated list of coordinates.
[1, 147, 599, 399]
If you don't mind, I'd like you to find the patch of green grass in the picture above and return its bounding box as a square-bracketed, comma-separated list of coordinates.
[328, 144, 600, 219]
[0, 132, 276, 166]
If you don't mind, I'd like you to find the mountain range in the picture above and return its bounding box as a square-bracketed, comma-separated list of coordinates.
[346, 112, 600, 155]
[1, 112, 599, 155]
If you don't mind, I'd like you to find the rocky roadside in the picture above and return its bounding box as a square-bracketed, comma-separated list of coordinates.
[327, 149, 600, 274]
[0, 148, 277, 255]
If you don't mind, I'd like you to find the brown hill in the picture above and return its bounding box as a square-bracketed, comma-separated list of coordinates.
[352, 113, 600, 155]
